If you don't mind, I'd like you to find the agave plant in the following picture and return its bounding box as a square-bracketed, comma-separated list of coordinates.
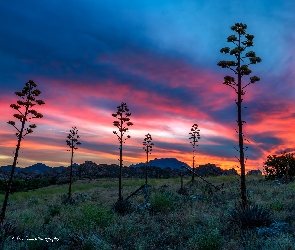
[1, 80, 44, 223]
[229, 202, 272, 229]
[112, 200, 132, 215]
[218, 23, 261, 207]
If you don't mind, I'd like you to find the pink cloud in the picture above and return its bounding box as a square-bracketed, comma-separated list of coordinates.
[0, 49, 294, 173]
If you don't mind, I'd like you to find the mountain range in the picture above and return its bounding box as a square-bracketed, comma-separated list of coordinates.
[0, 163, 78, 174]
[0, 158, 188, 174]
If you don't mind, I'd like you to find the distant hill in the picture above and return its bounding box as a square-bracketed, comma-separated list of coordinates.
[0, 160, 237, 183]
[0, 163, 52, 173]
[0, 163, 77, 173]
[0, 165, 14, 172]
[24, 163, 52, 173]
[129, 158, 190, 170]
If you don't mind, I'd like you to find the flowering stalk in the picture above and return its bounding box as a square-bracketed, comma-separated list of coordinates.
[112, 102, 133, 200]
[143, 133, 154, 185]
[0, 80, 44, 222]
[218, 23, 261, 207]
[66, 126, 81, 200]
[189, 124, 200, 182]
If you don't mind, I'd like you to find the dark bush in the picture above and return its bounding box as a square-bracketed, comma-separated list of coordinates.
[263, 152, 295, 180]
[9, 179, 27, 193]
[28, 178, 50, 190]
[48, 204, 61, 217]
[0, 177, 80, 194]
[56, 178, 77, 185]
[229, 202, 272, 229]
[112, 200, 132, 215]
[0, 221, 18, 243]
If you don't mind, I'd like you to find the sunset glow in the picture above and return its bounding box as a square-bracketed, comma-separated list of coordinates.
[0, 1, 294, 173]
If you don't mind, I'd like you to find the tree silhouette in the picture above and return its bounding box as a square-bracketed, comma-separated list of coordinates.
[0, 80, 45, 222]
[218, 23, 261, 207]
[189, 124, 200, 182]
[66, 126, 81, 201]
[112, 102, 133, 201]
[264, 152, 295, 180]
[143, 133, 154, 185]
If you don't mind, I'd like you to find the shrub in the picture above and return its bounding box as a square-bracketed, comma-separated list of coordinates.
[229, 202, 272, 229]
[27, 178, 50, 190]
[260, 233, 295, 250]
[7, 179, 27, 193]
[270, 200, 284, 212]
[57, 178, 78, 185]
[0, 178, 53, 193]
[188, 228, 222, 250]
[81, 204, 113, 228]
[150, 192, 175, 214]
[66, 203, 114, 232]
[264, 152, 295, 180]
[48, 204, 61, 217]
[112, 200, 132, 215]
[0, 221, 18, 244]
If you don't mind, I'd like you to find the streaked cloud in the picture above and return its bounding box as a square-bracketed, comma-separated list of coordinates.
[0, 0, 294, 172]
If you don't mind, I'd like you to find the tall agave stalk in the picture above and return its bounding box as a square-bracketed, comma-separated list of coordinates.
[0, 80, 44, 222]
[189, 124, 200, 182]
[218, 23, 261, 207]
[112, 102, 133, 201]
[143, 133, 154, 185]
[66, 126, 81, 201]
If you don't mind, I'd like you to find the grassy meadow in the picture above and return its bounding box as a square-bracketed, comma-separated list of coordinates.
[0, 175, 295, 249]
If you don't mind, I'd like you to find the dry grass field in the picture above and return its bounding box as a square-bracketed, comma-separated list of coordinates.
[0, 175, 295, 249]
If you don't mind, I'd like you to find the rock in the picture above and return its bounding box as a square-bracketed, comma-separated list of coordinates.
[76, 193, 92, 201]
[190, 194, 204, 201]
[273, 180, 282, 185]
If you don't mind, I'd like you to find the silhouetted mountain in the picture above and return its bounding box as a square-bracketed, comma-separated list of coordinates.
[54, 166, 67, 172]
[0, 165, 15, 172]
[129, 158, 190, 170]
[0, 163, 52, 174]
[23, 163, 52, 173]
[0, 160, 237, 183]
[0, 163, 78, 174]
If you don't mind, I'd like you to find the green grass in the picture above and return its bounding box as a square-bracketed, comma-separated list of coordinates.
[0, 176, 294, 249]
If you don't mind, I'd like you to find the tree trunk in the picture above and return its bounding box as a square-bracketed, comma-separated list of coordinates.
[145, 151, 148, 185]
[238, 33, 247, 207]
[0, 117, 26, 223]
[192, 153, 195, 182]
[68, 146, 74, 199]
[119, 119, 123, 201]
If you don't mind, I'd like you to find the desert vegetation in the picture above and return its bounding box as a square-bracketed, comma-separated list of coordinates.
[0, 22, 294, 249]
[189, 124, 201, 183]
[1, 80, 44, 223]
[264, 152, 295, 181]
[143, 133, 154, 186]
[66, 126, 81, 203]
[0, 175, 295, 249]
[218, 22, 261, 206]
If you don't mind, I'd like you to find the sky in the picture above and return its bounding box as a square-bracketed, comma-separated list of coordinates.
[0, 0, 294, 172]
